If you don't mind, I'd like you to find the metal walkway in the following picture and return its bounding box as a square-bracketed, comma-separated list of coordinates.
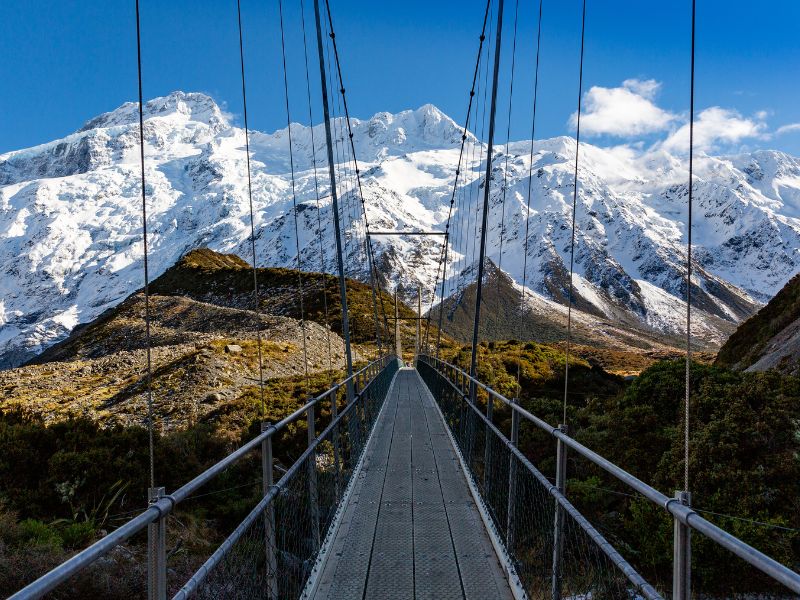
[308, 368, 515, 600]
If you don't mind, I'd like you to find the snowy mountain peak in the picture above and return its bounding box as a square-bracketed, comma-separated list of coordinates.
[361, 104, 466, 149]
[78, 91, 230, 134]
[2, 92, 800, 367]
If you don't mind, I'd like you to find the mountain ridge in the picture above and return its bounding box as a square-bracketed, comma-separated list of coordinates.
[2, 91, 800, 366]
[716, 272, 800, 374]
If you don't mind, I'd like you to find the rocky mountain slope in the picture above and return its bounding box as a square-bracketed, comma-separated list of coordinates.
[431, 260, 706, 351]
[0, 249, 411, 431]
[2, 91, 800, 365]
[716, 273, 800, 374]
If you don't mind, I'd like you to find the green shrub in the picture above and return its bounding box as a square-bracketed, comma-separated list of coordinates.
[18, 519, 62, 549]
[58, 521, 96, 549]
[575, 360, 800, 593]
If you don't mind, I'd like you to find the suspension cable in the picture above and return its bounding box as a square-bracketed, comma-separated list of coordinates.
[299, 0, 334, 377]
[426, 0, 493, 357]
[684, 0, 696, 493]
[324, 14, 352, 333]
[468, 0, 505, 390]
[324, 27, 371, 345]
[330, 63, 373, 347]
[328, 38, 362, 301]
[515, 0, 544, 397]
[471, 8, 493, 298]
[423, 243, 443, 352]
[323, 0, 391, 356]
[325, 27, 349, 273]
[456, 13, 487, 333]
[562, 0, 587, 425]
[235, 0, 267, 417]
[496, 0, 520, 276]
[277, 0, 311, 390]
[134, 0, 155, 489]
[425, 2, 493, 352]
[321, 10, 369, 359]
[456, 39, 486, 305]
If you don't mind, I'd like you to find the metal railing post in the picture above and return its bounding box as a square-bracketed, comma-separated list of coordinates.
[308, 404, 321, 550]
[483, 389, 494, 492]
[465, 371, 478, 467]
[673, 491, 692, 600]
[331, 387, 342, 501]
[261, 423, 278, 599]
[458, 388, 468, 444]
[551, 424, 568, 600]
[394, 289, 402, 360]
[506, 401, 520, 550]
[416, 285, 421, 365]
[147, 487, 167, 600]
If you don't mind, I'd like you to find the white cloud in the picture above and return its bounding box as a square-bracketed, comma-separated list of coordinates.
[776, 123, 800, 135]
[569, 79, 677, 137]
[569, 78, 781, 154]
[660, 107, 767, 153]
[621, 78, 660, 99]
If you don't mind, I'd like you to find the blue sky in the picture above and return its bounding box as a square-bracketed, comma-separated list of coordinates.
[2, 0, 800, 155]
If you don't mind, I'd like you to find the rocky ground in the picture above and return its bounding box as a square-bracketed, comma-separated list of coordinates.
[0, 293, 361, 431]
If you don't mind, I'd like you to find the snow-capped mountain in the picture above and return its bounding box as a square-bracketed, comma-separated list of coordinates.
[2, 91, 800, 367]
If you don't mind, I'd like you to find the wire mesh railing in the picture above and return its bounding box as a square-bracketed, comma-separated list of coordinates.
[9, 355, 399, 600]
[417, 354, 800, 600]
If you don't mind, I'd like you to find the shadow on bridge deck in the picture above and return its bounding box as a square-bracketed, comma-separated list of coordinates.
[307, 368, 515, 600]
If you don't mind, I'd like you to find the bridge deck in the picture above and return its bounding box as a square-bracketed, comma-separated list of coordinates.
[309, 368, 514, 600]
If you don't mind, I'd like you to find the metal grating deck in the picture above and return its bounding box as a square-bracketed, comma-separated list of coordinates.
[308, 368, 515, 600]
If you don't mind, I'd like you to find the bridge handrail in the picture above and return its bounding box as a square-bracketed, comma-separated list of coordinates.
[172, 366, 381, 599]
[433, 366, 662, 599]
[419, 354, 800, 594]
[9, 354, 394, 600]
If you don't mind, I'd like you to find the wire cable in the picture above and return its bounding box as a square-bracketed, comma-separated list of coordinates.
[323, 0, 392, 355]
[277, 0, 311, 390]
[496, 0, 520, 277]
[515, 0, 544, 397]
[134, 0, 156, 489]
[458, 38, 486, 305]
[235, 0, 267, 418]
[299, 0, 335, 377]
[471, 7, 493, 299]
[327, 39, 349, 268]
[468, 0, 505, 389]
[562, 0, 587, 425]
[427, 0, 493, 357]
[684, 0, 697, 493]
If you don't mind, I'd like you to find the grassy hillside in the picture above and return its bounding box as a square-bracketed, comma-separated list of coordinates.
[148, 248, 437, 351]
[9, 248, 439, 430]
[716, 272, 800, 372]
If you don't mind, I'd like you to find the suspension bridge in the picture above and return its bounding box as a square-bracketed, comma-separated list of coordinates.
[7, 0, 800, 599]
